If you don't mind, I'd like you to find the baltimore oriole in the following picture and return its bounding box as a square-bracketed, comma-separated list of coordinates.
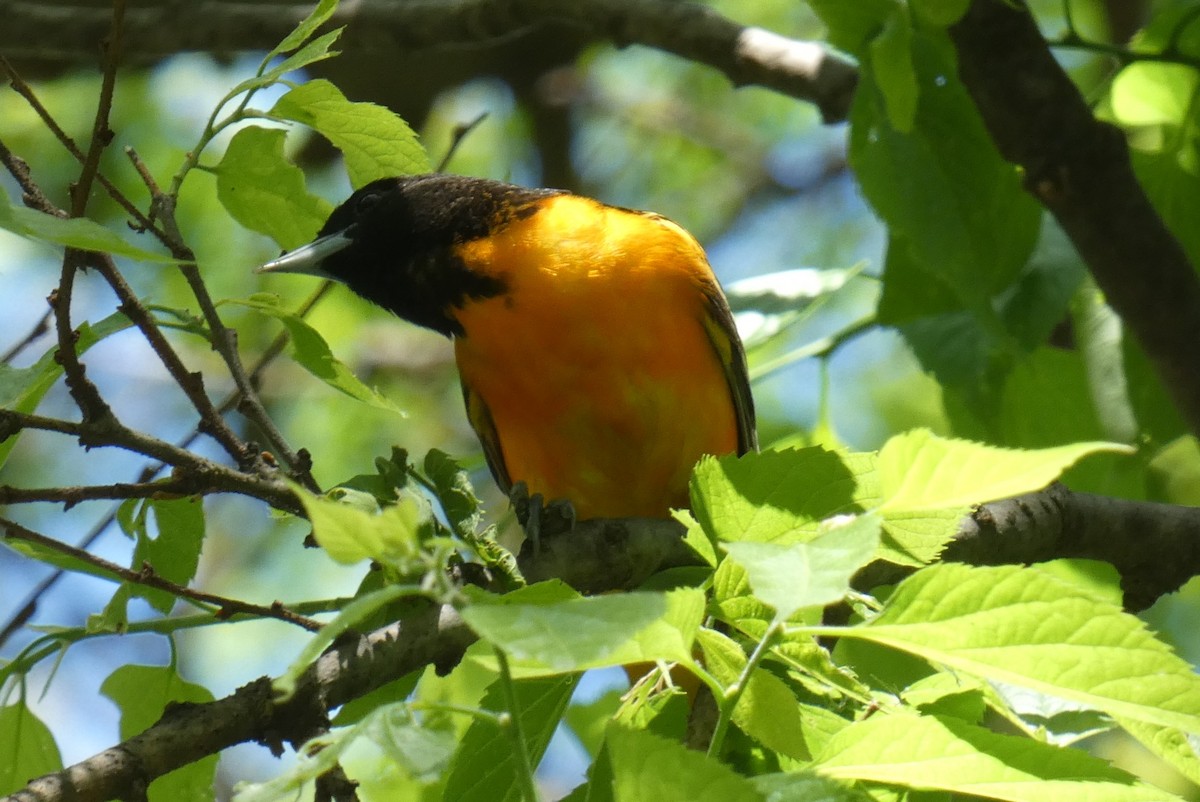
[260, 174, 756, 520]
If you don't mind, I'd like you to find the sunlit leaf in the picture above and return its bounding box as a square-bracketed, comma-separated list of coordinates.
[0, 703, 61, 796]
[818, 709, 1171, 801]
[270, 79, 430, 186]
[212, 126, 332, 249]
[821, 563, 1200, 733]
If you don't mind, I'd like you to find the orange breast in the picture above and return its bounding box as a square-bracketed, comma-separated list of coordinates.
[451, 196, 738, 520]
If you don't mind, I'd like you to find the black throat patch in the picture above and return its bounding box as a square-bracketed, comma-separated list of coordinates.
[313, 174, 564, 337]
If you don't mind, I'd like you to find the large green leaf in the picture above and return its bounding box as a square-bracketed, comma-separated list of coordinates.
[212, 126, 332, 249]
[270, 79, 430, 187]
[850, 29, 1040, 312]
[442, 674, 578, 802]
[698, 628, 846, 761]
[690, 448, 875, 545]
[817, 709, 1174, 801]
[820, 563, 1200, 734]
[461, 589, 704, 675]
[877, 429, 1129, 510]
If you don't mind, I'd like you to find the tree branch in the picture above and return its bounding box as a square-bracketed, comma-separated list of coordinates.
[949, 0, 1200, 438]
[0, 0, 858, 122]
[3, 603, 475, 802]
[0, 517, 323, 631]
[0, 409, 300, 513]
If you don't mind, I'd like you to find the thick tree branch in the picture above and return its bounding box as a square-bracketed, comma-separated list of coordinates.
[4, 603, 475, 802]
[949, 0, 1200, 438]
[0, 0, 858, 122]
[8, 486, 1200, 802]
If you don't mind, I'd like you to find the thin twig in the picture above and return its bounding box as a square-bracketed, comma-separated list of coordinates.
[0, 409, 299, 511]
[1, 309, 52, 365]
[435, 112, 489, 173]
[0, 477, 200, 508]
[0, 53, 167, 245]
[68, 0, 125, 218]
[0, 517, 322, 631]
[0, 134, 59, 213]
[0, 283, 330, 649]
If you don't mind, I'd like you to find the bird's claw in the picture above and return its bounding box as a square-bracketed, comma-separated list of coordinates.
[509, 481, 576, 553]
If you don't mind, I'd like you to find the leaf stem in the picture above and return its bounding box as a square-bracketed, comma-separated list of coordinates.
[707, 621, 781, 758]
[494, 647, 541, 802]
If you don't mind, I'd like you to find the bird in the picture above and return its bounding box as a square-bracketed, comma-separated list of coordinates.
[259, 173, 756, 522]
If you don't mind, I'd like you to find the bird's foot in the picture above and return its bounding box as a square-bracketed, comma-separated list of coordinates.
[509, 481, 576, 554]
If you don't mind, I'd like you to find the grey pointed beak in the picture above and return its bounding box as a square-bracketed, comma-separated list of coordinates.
[256, 230, 354, 277]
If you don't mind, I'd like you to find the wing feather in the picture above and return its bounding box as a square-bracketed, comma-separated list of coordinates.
[461, 380, 512, 492]
[700, 280, 758, 455]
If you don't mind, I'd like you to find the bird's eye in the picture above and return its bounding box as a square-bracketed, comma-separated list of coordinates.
[356, 191, 383, 215]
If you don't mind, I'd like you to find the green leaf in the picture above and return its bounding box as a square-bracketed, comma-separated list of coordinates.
[0, 311, 132, 468]
[711, 557, 778, 635]
[1071, 282, 1137, 442]
[850, 30, 1041, 309]
[269, 0, 340, 59]
[461, 589, 704, 675]
[333, 705, 456, 798]
[723, 513, 881, 620]
[691, 448, 875, 545]
[0, 193, 179, 263]
[274, 582, 422, 700]
[875, 506, 964, 567]
[266, 29, 343, 83]
[331, 672, 423, 727]
[1110, 62, 1198, 127]
[423, 449, 482, 538]
[212, 126, 332, 250]
[1117, 717, 1200, 787]
[442, 674, 578, 802]
[806, 0, 897, 54]
[817, 709, 1172, 801]
[565, 690, 624, 759]
[877, 429, 1130, 511]
[1131, 143, 1200, 293]
[231, 294, 405, 414]
[88, 583, 133, 634]
[0, 703, 62, 796]
[101, 664, 216, 802]
[236, 701, 450, 802]
[821, 563, 1200, 734]
[698, 628, 831, 761]
[869, 10, 917, 133]
[911, 0, 970, 26]
[270, 79, 430, 187]
[751, 773, 874, 802]
[901, 673, 987, 724]
[995, 347, 1105, 448]
[130, 497, 206, 614]
[876, 233, 963, 324]
[296, 488, 431, 567]
[607, 724, 762, 802]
